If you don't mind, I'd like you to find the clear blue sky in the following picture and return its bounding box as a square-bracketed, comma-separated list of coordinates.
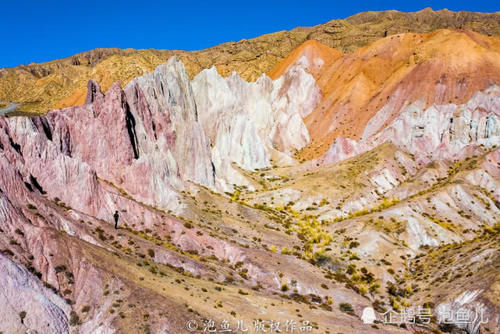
[1, 0, 498, 68]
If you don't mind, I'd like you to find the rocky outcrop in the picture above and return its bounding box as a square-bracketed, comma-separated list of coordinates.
[5, 58, 219, 217]
[124, 57, 216, 191]
[0, 58, 323, 272]
[321, 85, 500, 166]
[3, 56, 318, 208]
[320, 136, 368, 165]
[192, 59, 319, 190]
[371, 85, 500, 163]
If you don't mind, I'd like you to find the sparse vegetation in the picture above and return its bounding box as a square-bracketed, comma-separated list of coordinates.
[339, 303, 354, 314]
[69, 311, 80, 326]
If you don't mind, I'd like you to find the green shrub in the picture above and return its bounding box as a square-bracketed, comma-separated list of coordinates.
[26, 204, 37, 210]
[339, 303, 354, 313]
[349, 241, 360, 249]
[69, 311, 80, 326]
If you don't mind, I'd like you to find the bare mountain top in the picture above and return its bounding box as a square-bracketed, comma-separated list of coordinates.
[1, 8, 499, 114]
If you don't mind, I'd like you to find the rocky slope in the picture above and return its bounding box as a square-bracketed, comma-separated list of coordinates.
[0, 56, 406, 334]
[320, 84, 500, 166]
[0, 13, 499, 334]
[267, 29, 500, 160]
[1, 9, 500, 114]
[192, 61, 319, 190]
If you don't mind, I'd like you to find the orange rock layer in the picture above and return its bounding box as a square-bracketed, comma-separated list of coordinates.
[268, 30, 500, 160]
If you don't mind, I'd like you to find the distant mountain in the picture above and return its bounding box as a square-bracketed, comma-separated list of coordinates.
[1, 8, 499, 113]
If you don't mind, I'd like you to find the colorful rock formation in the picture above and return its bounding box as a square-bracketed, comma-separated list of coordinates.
[0, 19, 499, 334]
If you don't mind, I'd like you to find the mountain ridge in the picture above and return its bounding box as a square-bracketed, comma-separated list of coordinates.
[1, 8, 499, 114]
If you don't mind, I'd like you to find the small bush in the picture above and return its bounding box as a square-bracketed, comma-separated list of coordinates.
[69, 311, 80, 326]
[349, 241, 360, 249]
[55, 265, 67, 273]
[26, 204, 37, 210]
[339, 303, 354, 314]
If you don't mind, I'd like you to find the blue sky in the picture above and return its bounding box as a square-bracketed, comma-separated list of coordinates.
[1, 0, 498, 68]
